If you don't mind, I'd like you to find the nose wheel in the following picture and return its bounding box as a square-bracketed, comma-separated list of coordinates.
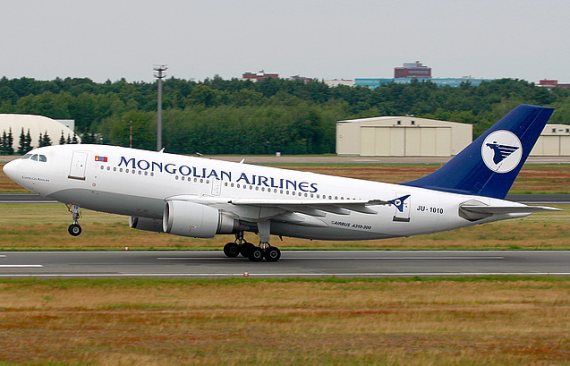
[68, 223, 82, 236]
[66, 204, 82, 236]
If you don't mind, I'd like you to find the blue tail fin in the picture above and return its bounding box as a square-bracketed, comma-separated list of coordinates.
[404, 104, 554, 199]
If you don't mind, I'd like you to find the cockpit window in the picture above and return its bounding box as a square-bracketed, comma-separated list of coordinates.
[25, 154, 47, 162]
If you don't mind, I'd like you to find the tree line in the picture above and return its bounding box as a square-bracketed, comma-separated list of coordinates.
[0, 76, 569, 154]
[0, 128, 80, 155]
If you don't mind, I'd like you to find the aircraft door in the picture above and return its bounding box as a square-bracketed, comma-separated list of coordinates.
[68, 151, 88, 181]
[211, 179, 222, 196]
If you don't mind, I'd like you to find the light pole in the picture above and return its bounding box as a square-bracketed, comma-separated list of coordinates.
[129, 120, 133, 148]
[153, 65, 167, 151]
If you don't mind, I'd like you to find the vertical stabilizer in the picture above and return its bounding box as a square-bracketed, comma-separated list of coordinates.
[404, 104, 554, 199]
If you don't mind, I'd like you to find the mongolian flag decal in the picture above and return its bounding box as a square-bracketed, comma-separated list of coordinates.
[95, 155, 108, 162]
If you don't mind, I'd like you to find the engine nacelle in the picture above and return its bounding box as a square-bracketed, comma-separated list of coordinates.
[129, 216, 164, 233]
[163, 200, 238, 238]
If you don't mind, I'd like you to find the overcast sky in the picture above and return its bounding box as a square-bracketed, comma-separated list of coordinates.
[1, 0, 568, 82]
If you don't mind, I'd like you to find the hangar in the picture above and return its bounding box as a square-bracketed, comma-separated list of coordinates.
[531, 124, 570, 156]
[0, 114, 79, 151]
[336, 116, 472, 157]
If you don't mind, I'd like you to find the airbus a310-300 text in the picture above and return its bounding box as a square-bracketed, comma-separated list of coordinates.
[3, 105, 559, 262]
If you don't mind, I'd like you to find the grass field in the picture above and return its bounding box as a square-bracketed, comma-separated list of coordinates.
[0, 203, 568, 250]
[0, 277, 569, 365]
[1, 162, 570, 193]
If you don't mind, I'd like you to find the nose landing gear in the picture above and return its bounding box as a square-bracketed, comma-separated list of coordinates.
[66, 204, 82, 236]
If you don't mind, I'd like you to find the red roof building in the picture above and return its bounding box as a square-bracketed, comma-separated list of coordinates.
[242, 71, 279, 82]
[538, 79, 570, 89]
[394, 61, 432, 78]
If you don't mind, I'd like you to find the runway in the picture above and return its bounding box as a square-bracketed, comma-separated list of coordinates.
[0, 193, 569, 204]
[1, 250, 569, 277]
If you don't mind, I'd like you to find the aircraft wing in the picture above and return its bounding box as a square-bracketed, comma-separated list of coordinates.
[166, 195, 391, 216]
[228, 198, 392, 215]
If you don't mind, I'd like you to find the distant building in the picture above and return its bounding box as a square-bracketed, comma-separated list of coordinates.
[242, 71, 279, 82]
[57, 119, 75, 132]
[0, 114, 80, 152]
[336, 116, 472, 157]
[325, 79, 355, 87]
[531, 124, 570, 156]
[355, 77, 488, 89]
[395, 61, 432, 78]
[538, 79, 570, 89]
[289, 75, 313, 84]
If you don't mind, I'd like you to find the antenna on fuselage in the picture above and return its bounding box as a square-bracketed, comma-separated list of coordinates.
[159, 148, 165, 153]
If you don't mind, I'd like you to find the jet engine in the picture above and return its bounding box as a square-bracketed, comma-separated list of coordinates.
[129, 216, 164, 233]
[163, 200, 238, 238]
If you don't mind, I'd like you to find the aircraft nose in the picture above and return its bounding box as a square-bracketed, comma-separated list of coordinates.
[3, 160, 19, 181]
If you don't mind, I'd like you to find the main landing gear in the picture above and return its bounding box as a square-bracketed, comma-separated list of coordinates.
[223, 224, 281, 262]
[66, 204, 82, 236]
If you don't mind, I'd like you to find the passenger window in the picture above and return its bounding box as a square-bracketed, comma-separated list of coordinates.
[39, 155, 47, 162]
[31, 154, 38, 161]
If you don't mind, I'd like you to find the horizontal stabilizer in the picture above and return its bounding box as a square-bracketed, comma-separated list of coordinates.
[460, 205, 559, 215]
[459, 202, 559, 221]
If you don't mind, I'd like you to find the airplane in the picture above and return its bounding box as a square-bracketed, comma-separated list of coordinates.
[2, 104, 559, 262]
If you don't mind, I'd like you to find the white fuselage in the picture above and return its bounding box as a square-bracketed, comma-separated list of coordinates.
[3, 144, 527, 241]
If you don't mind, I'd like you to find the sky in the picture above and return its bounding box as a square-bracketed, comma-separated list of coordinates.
[1, 0, 569, 83]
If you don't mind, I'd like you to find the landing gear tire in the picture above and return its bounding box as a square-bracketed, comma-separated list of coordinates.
[68, 223, 82, 236]
[66, 204, 82, 236]
[248, 247, 264, 262]
[265, 247, 281, 262]
[223, 242, 240, 258]
[240, 243, 255, 257]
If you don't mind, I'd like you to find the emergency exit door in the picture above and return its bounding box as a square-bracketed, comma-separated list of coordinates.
[68, 151, 88, 180]
[211, 179, 222, 196]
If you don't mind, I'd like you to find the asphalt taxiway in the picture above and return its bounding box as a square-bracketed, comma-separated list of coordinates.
[1, 251, 569, 277]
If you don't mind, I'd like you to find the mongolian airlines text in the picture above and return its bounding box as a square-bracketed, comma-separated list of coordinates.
[118, 156, 319, 193]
